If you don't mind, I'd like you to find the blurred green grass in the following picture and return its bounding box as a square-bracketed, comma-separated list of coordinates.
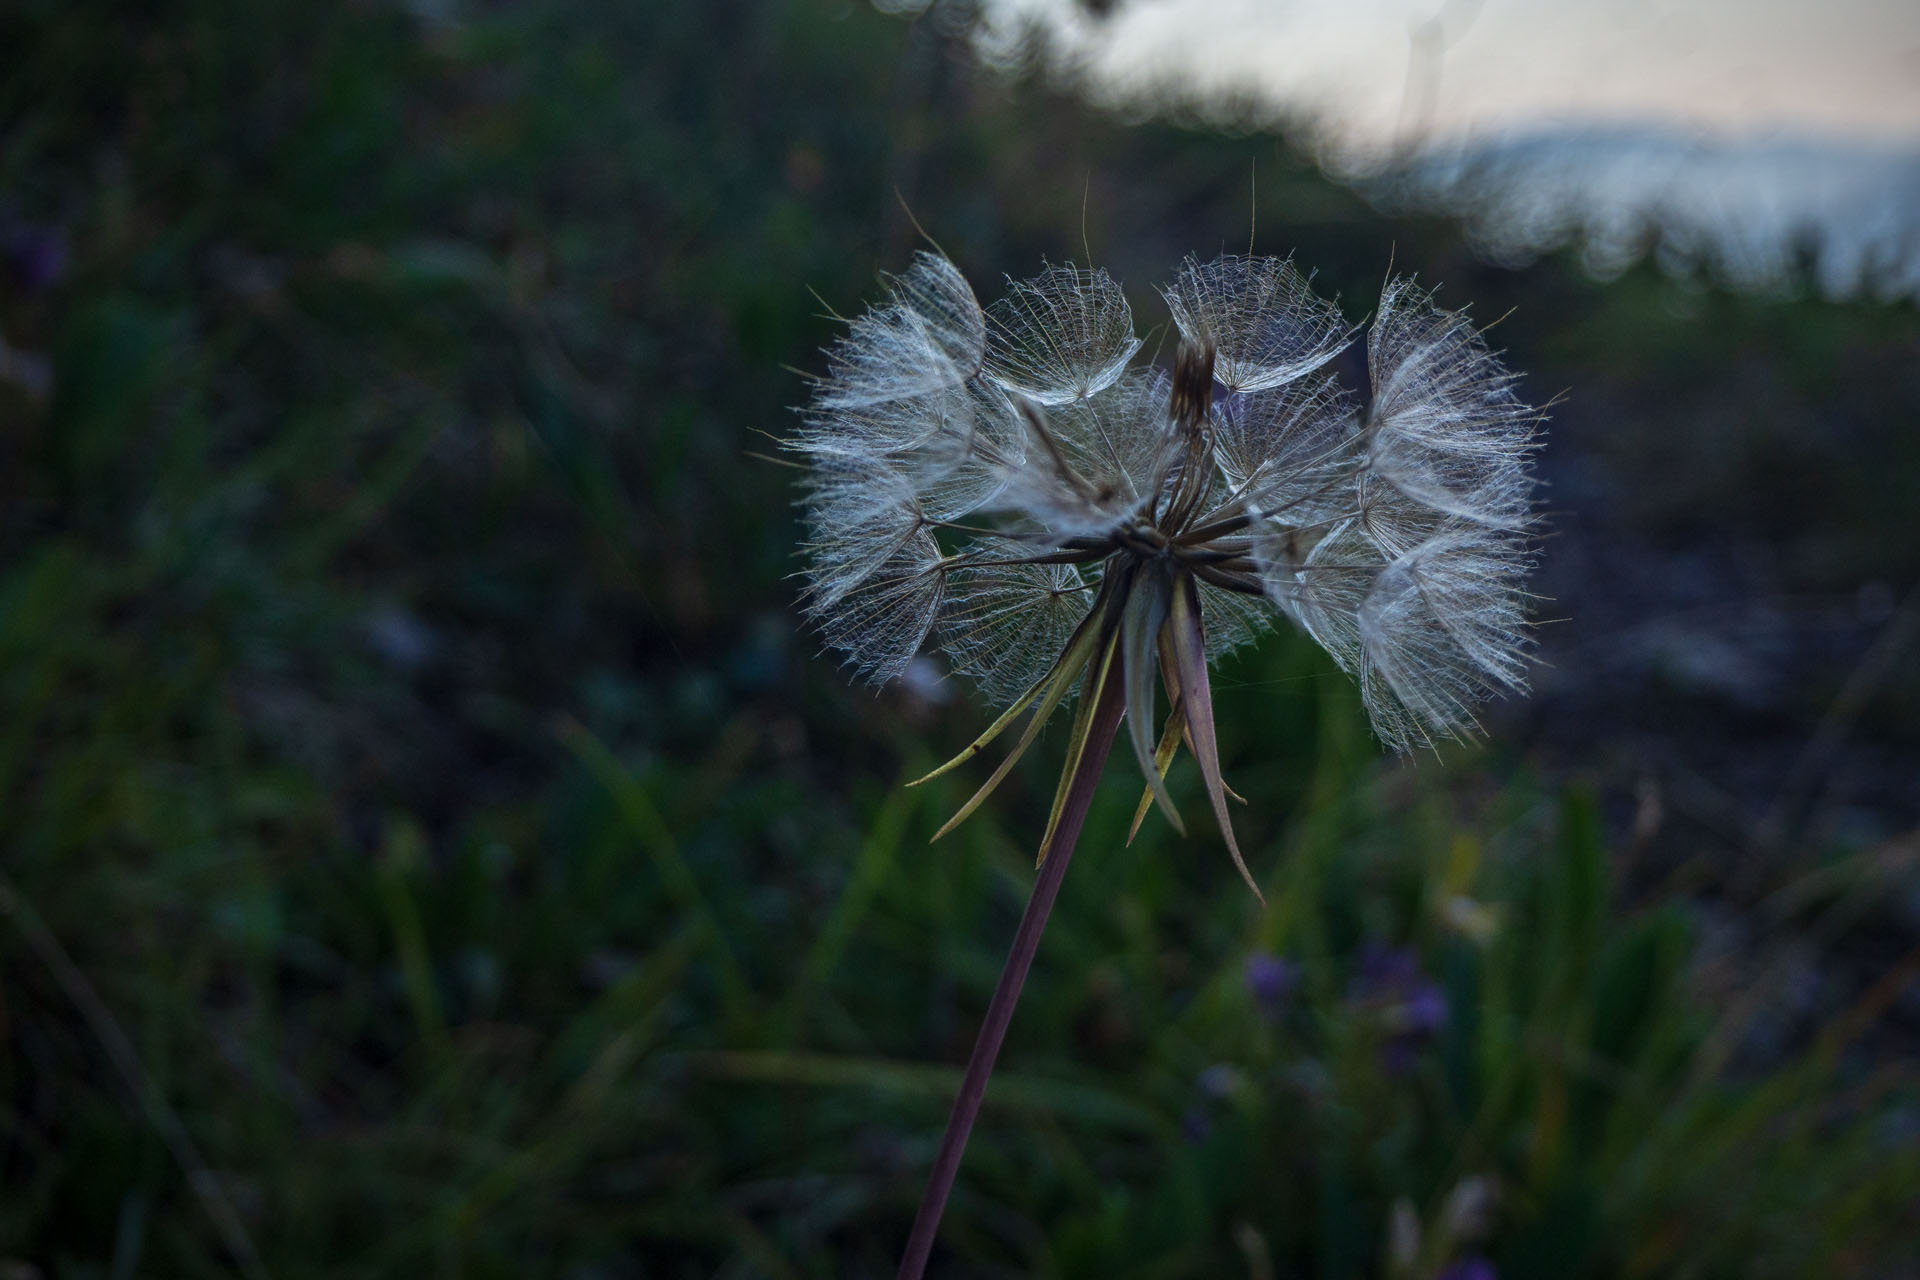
[2, 1, 1917, 1276]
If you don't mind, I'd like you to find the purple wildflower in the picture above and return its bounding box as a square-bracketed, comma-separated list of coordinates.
[1438, 1258, 1497, 1280]
[1244, 951, 1298, 1018]
[1349, 944, 1450, 1074]
[1399, 980, 1449, 1035]
[4, 220, 67, 293]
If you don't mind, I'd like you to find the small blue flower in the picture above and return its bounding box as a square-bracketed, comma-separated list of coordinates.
[1348, 944, 1449, 1074]
[1438, 1257, 1496, 1280]
[3, 220, 67, 293]
[1244, 951, 1298, 1018]
[1399, 980, 1449, 1035]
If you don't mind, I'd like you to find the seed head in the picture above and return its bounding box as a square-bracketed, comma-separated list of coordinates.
[791, 250, 1541, 880]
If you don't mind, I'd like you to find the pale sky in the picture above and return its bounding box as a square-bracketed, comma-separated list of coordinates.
[983, 0, 1920, 160]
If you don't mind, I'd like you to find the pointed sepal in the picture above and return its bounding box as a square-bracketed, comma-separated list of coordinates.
[1168, 569, 1265, 902]
[1038, 629, 1123, 863]
[1125, 694, 1188, 845]
[907, 661, 1055, 789]
[1120, 560, 1184, 836]
[926, 601, 1105, 843]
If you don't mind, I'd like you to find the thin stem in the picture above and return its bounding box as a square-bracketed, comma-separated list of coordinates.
[895, 653, 1129, 1280]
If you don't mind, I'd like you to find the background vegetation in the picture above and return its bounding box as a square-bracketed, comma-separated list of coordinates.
[2, 1, 1917, 1276]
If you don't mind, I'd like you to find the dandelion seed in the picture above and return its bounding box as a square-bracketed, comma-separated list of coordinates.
[792, 248, 1542, 1278]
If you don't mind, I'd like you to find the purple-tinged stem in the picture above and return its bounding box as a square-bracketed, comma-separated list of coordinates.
[895, 666, 1129, 1280]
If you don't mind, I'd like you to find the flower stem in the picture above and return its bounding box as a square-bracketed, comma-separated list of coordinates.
[895, 663, 1129, 1280]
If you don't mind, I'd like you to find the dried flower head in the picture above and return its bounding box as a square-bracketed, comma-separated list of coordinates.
[792, 251, 1539, 888]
